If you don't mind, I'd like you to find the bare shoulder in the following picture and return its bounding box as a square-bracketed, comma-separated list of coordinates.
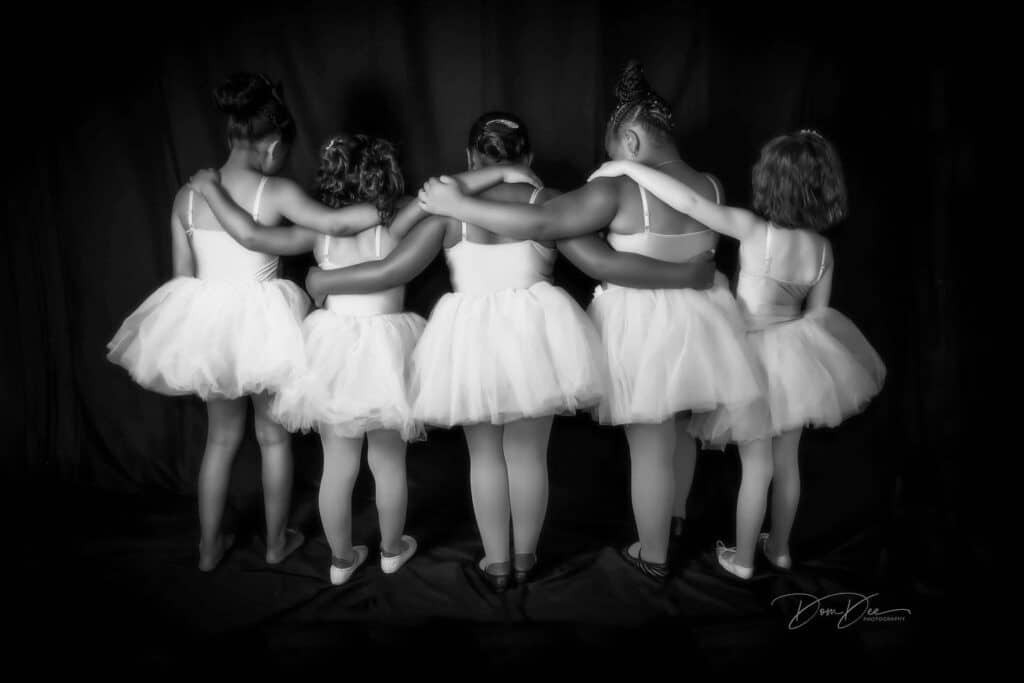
[587, 175, 626, 194]
[266, 175, 302, 197]
[171, 185, 193, 223]
[478, 183, 530, 201]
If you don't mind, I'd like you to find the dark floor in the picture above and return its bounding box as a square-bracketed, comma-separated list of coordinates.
[10, 413, 962, 675]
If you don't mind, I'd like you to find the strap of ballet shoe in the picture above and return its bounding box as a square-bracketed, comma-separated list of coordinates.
[513, 553, 537, 571]
[481, 559, 512, 576]
[331, 554, 356, 569]
[637, 549, 669, 580]
[622, 545, 669, 580]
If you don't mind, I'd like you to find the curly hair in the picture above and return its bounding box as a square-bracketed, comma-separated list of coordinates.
[752, 130, 848, 232]
[467, 111, 531, 163]
[315, 134, 404, 224]
[606, 60, 674, 141]
[213, 72, 296, 144]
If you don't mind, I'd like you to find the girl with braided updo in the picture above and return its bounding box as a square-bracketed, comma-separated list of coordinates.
[109, 73, 388, 573]
[419, 62, 769, 582]
[590, 129, 885, 577]
[305, 109, 712, 592]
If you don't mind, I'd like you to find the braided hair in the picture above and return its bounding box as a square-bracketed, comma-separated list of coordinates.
[606, 60, 674, 142]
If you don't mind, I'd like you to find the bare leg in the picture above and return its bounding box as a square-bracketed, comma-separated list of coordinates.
[198, 397, 246, 571]
[732, 438, 773, 569]
[503, 416, 554, 564]
[673, 414, 698, 520]
[318, 431, 363, 563]
[624, 420, 676, 565]
[367, 429, 408, 555]
[463, 423, 511, 566]
[768, 428, 802, 560]
[253, 393, 303, 564]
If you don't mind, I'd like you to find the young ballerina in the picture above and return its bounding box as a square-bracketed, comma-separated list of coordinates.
[417, 65, 770, 581]
[305, 111, 717, 590]
[588, 129, 887, 574]
[107, 73, 385, 572]
[188, 134, 545, 585]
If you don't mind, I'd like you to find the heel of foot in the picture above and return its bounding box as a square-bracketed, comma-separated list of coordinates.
[266, 529, 305, 565]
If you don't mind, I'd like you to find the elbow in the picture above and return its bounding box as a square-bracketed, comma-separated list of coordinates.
[532, 219, 553, 238]
[234, 232, 259, 250]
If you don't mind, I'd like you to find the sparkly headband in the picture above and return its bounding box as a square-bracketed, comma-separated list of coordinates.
[324, 136, 347, 151]
[259, 73, 284, 104]
[800, 128, 824, 138]
[486, 118, 519, 129]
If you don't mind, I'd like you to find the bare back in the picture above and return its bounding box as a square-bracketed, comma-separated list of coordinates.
[445, 182, 553, 248]
[608, 160, 720, 236]
[185, 167, 271, 232]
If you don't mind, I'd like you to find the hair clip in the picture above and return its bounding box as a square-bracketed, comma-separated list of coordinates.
[800, 128, 824, 138]
[486, 118, 519, 129]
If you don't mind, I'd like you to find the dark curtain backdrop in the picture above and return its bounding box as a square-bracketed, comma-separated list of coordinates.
[5, 1, 980, 594]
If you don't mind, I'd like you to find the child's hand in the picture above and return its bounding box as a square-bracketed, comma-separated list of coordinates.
[304, 266, 327, 308]
[501, 165, 543, 189]
[188, 168, 221, 194]
[587, 161, 630, 183]
[418, 176, 466, 216]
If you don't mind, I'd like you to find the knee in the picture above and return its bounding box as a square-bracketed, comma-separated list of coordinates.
[254, 417, 289, 449]
[207, 420, 245, 451]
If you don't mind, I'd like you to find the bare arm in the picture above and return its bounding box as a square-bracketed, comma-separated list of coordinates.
[557, 235, 716, 290]
[388, 164, 542, 239]
[268, 177, 383, 236]
[189, 175, 321, 255]
[588, 161, 762, 241]
[418, 175, 620, 241]
[170, 194, 194, 277]
[805, 243, 833, 312]
[305, 217, 448, 299]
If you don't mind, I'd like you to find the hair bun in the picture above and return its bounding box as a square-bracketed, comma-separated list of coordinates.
[214, 73, 274, 117]
[615, 60, 650, 106]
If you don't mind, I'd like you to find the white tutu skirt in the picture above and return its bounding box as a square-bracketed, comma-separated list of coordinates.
[412, 282, 607, 426]
[691, 307, 885, 443]
[588, 282, 768, 434]
[107, 276, 309, 401]
[271, 310, 426, 442]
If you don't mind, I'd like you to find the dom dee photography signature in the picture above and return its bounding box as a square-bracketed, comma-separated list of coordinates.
[772, 593, 912, 630]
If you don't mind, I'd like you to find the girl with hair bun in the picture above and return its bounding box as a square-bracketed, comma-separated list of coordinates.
[308, 110, 714, 591]
[418, 64, 767, 582]
[108, 73, 387, 573]
[589, 129, 885, 577]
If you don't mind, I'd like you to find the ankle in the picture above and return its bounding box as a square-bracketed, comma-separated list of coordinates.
[513, 552, 537, 570]
[331, 550, 355, 568]
[381, 538, 405, 557]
